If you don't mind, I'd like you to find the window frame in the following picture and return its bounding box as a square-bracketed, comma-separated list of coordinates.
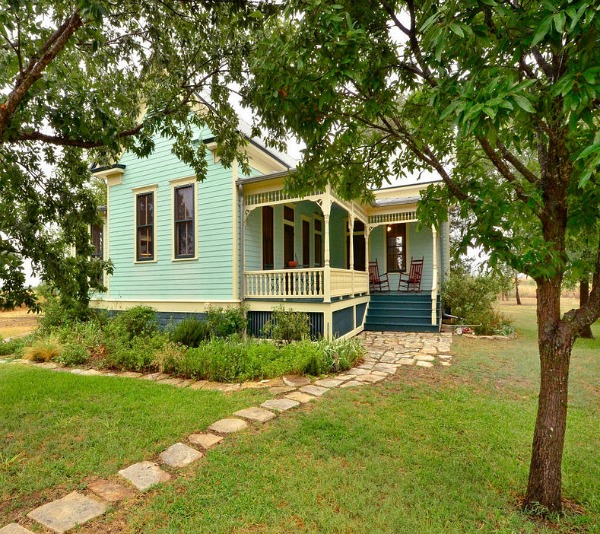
[170, 176, 198, 261]
[173, 183, 195, 259]
[134, 186, 157, 263]
[385, 223, 407, 273]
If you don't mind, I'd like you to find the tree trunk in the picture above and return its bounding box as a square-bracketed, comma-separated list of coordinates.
[515, 274, 522, 305]
[579, 278, 594, 339]
[524, 279, 574, 513]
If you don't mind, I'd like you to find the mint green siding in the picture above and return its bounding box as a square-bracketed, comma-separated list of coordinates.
[107, 134, 235, 301]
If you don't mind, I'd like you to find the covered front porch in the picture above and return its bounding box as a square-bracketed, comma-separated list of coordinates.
[242, 179, 370, 303]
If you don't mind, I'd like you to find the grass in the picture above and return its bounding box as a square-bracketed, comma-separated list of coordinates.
[0, 366, 270, 525]
[88, 298, 599, 533]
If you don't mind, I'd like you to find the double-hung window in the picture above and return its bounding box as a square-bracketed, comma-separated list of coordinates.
[386, 223, 406, 272]
[174, 184, 195, 258]
[136, 192, 154, 261]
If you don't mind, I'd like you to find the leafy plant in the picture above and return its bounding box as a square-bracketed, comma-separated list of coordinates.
[262, 305, 311, 343]
[106, 306, 159, 342]
[56, 343, 90, 366]
[170, 318, 210, 347]
[205, 305, 248, 338]
[0, 338, 25, 357]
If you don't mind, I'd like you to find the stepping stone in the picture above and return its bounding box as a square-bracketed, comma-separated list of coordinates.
[398, 358, 415, 365]
[314, 378, 344, 388]
[209, 418, 249, 434]
[261, 398, 300, 412]
[204, 382, 241, 392]
[240, 381, 270, 390]
[80, 369, 102, 376]
[120, 371, 143, 378]
[347, 368, 370, 376]
[118, 461, 171, 491]
[340, 380, 363, 388]
[282, 375, 311, 387]
[284, 392, 316, 404]
[373, 363, 397, 372]
[416, 361, 434, 368]
[355, 374, 385, 383]
[160, 443, 203, 468]
[27, 491, 107, 533]
[189, 380, 209, 389]
[70, 369, 86, 375]
[440, 361, 451, 367]
[233, 407, 276, 423]
[269, 386, 297, 395]
[173, 380, 195, 388]
[299, 385, 329, 397]
[438, 354, 452, 359]
[414, 355, 436, 362]
[188, 433, 223, 449]
[0, 525, 35, 534]
[88, 480, 136, 502]
[141, 372, 166, 381]
[371, 370, 389, 377]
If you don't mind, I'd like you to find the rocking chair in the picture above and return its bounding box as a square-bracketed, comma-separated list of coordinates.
[398, 256, 424, 292]
[368, 260, 390, 292]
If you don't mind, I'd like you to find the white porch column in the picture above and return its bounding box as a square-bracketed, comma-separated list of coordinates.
[431, 225, 439, 325]
[349, 211, 355, 297]
[323, 193, 332, 304]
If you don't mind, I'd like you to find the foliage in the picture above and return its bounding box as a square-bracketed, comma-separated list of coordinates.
[442, 271, 512, 335]
[262, 305, 311, 343]
[0, 0, 276, 310]
[170, 318, 211, 348]
[205, 306, 248, 338]
[0, 338, 25, 357]
[23, 338, 62, 362]
[159, 337, 363, 382]
[56, 343, 89, 366]
[106, 306, 158, 342]
[104, 332, 168, 372]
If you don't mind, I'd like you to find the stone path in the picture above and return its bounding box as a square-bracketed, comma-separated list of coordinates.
[1, 331, 451, 533]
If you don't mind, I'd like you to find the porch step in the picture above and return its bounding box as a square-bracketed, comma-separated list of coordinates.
[364, 291, 441, 333]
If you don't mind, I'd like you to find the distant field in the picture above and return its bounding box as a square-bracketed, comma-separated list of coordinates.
[0, 308, 39, 339]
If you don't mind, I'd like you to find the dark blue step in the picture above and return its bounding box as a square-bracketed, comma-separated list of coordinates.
[364, 291, 441, 333]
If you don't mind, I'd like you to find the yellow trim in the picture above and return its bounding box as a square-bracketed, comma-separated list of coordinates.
[170, 176, 198, 261]
[232, 160, 239, 300]
[133, 185, 158, 264]
[90, 299, 241, 313]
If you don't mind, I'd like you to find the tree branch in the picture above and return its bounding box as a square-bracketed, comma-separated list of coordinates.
[496, 140, 539, 184]
[478, 136, 538, 210]
[0, 10, 84, 138]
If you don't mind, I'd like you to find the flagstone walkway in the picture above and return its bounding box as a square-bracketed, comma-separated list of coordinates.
[0, 331, 452, 533]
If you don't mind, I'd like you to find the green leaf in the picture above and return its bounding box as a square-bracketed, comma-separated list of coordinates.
[531, 16, 553, 46]
[513, 94, 535, 113]
[449, 23, 464, 37]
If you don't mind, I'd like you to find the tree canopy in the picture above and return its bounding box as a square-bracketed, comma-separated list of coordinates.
[0, 0, 263, 310]
[244, 0, 600, 512]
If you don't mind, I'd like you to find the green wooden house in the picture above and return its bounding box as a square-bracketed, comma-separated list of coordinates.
[91, 129, 450, 339]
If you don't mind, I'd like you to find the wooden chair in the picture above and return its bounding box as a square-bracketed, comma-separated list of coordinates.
[398, 256, 424, 292]
[368, 260, 390, 291]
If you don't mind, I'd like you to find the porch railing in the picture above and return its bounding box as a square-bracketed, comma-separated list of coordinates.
[244, 268, 369, 300]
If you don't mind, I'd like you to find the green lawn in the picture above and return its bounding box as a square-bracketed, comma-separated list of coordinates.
[89, 299, 599, 533]
[0, 367, 270, 525]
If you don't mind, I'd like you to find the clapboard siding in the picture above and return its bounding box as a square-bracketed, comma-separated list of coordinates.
[107, 132, 235, 301]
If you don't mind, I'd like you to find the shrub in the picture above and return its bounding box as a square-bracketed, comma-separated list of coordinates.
[262, 305, 311, 343]
[0, 338, 25, 357]
[153, 340, 187, 373]
[442, 271, 513, 335]
[104, 332, 167, 372]
[57, 343, 90, 366]
[55, 320, 104, 350]
[170, 318, 210, 347]
[23, 338, 62, 362]
[205, 306, 247, 338]
[106, 306, 159, 342]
